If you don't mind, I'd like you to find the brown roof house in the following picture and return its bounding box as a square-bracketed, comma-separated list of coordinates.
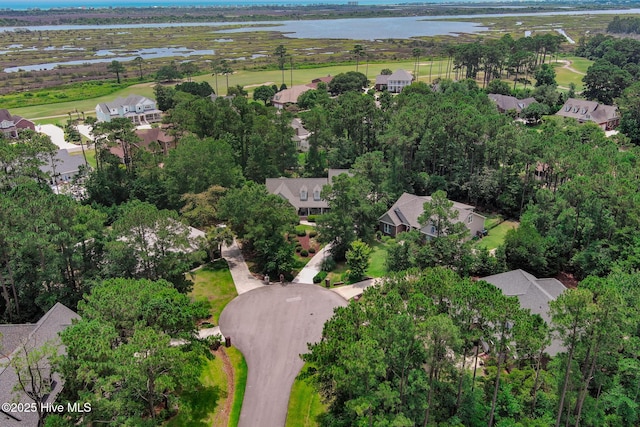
[379, 192, 485, 239]
[556, 98, 620, 130]
[0, 303, 80, 426]
[481, 269, 566, 356]
[0, 109, 36, 139]
[272, 76, 335, 109]
[488, 94, 537, 115]
[266, 169, 349, 216]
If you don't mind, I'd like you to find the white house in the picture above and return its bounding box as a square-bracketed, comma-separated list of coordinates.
[95, 94, 162, 124]
[387, 69, 413, 93]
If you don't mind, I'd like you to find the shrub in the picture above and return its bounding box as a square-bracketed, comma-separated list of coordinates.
[296, 229, 307, 237]
[300, 249, 309, 257]
[321, 256, 336, 272]
[309, 230, 318, 238]
[313, 271, 328, 284]
[309, 247, 316, 254]
[307, 215, 317, 222]
[295, 246, 302, 253]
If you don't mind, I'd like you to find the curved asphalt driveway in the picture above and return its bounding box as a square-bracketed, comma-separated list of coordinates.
[219, 284, 347, 427]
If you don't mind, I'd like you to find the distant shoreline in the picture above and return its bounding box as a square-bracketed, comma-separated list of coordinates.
[1, 2, 638, 27]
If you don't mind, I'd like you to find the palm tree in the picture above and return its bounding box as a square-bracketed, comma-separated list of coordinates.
[412, 48, 422, 80]
[107, 60, 125, 84]
[274, 44, 287, 86]
[211, 60, 222, 95]
[220, 60, 233, 94]
[351, 44, 365, 72]
[133, 56, 144, 80]
[205, 226, 234, 260]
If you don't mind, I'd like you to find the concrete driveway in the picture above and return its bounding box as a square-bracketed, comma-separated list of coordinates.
[219, 284, 346, 427]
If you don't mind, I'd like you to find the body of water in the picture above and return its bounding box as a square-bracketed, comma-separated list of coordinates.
[1, 8, 639, 35]
[3, 0, 516, 9]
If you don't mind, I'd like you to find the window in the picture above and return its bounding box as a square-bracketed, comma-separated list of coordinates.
[467, 214, 473, 224]
[300, 189, 308, 201]
[431, 226, 437, 235]
[313, 190, 321, 201]
[383, 223, 392, 234]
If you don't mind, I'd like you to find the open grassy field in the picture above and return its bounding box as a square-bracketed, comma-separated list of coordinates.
[286, 364, 327, 427]
[9, 59, 426, 121]
[9, 52, 590, 123]
[189, 259, 237, 325]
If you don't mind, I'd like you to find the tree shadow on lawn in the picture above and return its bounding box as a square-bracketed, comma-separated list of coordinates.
[167, 385, 222, 427]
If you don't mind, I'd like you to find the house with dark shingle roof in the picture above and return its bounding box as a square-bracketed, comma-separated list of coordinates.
[265, 169, 349, 216]
[481, 269, 567, 356]
[488, 94, 537, 115]
[556, 98, 619, 130]
[0, 109, 35, 139]
[95, 94, 162, 124]
[0, 303, 80, 427]
[379, 192, 485, 239]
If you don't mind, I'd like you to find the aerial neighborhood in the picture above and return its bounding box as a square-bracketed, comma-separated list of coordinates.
[2, 3, 640, 427]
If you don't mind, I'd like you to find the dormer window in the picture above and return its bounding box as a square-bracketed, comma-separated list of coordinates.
[467, 214, 473, 224]
[300, 187, 308, 201]
[313, 186, 321, 201]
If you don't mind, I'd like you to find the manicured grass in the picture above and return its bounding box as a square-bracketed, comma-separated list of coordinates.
[68, 148, 97, 169]
[10, 82, 156, 120]
[562, 56, 593, 74]
[228, 347, 248, 427]
[10, 59, 423, 121]
[189, 259, 237, 325]
[286, 364, 327, 427]
[366, 240, 389, 279]
[474, 220, 519, 251]
[553, 66, 585, 92]
[166, 356, 224, 427]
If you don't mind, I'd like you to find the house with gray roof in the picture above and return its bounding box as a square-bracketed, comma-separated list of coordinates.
[556, 98, 619, 130]
[265, 169, 349, 216]
[291, 118, 310, 151]
[39, 149, 89, 185]
[387, 69, 413, 93]
[95, 94, 162, 124]
[0, 303, 80, 426]
[379, 192, 485, 239]
[488, 94, 537, 115]
[481, 269, 566, 356]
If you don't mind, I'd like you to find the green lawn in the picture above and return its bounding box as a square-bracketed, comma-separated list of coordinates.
[366, 240, 389, 279]
[286, 364, 327, 427]
[474, 220, 519, 251]
[189, 259, 237, 325]
[165, 356, 225, 427]
[228, 347, 248, 427]
[10, 59, 427, 121]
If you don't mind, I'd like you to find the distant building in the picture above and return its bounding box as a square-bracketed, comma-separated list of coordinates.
[0, 303, 80, 427]
[374, 74, 390, 91]
[488, 94, 537, 115]
[481, 269, 567, 356]
[95, 94, 162, 124]
[272, 76, 334, 109]
[378, 192, 485, 239]
[386, 69, 413, 93]
[266, 169, 349, 216]
[291, 118, 310, 151]
[0, 109, 35, 138]
[109, 128, 175, 162]
[556, 98, 620, 130]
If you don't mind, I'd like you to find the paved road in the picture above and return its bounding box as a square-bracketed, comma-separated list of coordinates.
[219, 284, 346, 427]
[221, 239, 265, 295]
